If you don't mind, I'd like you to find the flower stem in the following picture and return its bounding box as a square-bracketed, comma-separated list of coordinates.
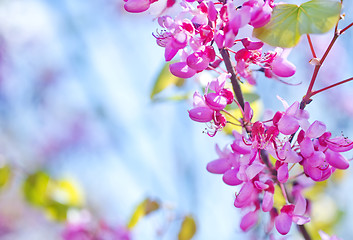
[340, 21, 353, 35]
[298, 225, 312, 240]
[311, 77, 353, 96]
[301, 33, 339, 109]
[219, 48, 245, 110]
[301, 21, 353, 109]
[306, 34, 317, 58]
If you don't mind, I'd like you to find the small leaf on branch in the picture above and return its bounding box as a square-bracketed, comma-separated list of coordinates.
[253, 0, 342, 48]
[178, 215, 197, 240]
[128, 198, 160, 229]
[151, 62, 185, 100]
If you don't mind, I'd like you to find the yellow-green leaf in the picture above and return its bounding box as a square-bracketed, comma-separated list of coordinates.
[253, 0, 341, 47]
[151, 62, 185, 100]
[0, 164, 11, 189]
[23, 171, 84, 222]
[178, 215, 196, 240]
[23, 171, 51, 206]
[128, 198, 160, 229]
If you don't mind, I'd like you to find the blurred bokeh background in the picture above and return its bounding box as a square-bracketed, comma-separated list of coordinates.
[0, 0, 352, 239]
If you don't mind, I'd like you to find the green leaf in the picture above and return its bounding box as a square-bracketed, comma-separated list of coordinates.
[151, 62, 185, 100]
[178, 215, 196, 240]
[128, 198, 160, 229]
[0, 164, 11, 189]
[253, 0, 341, 47]
[243, 92, 260, 103]
[23, 171, 51, 206]
[23, 171, 83, 222]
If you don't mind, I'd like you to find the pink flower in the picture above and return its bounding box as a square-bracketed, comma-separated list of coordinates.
[124, 0, 158, 13]
[189, 92, 214, 122]
[187, 46, 215, 71]
[244, 0, 272, 28]
[271, 55, 296, 78]
[275, 202, 310, 235]
[189, 74, 234, 135]
[169, 61, 197, 78]
[240, 210, 258, 231]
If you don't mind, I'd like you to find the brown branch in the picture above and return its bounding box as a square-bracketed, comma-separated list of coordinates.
[219, 48, 245, 110]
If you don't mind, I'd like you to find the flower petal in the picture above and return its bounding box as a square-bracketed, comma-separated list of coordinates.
[275, 212, 292, 235]
[240, 211, 258, 232]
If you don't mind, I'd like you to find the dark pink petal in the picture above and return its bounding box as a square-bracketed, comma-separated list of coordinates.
[325, 150, 349, 170]
[281, 204, 295, 214]
[188, 107, 213, 122]
[326, 136, 353, 152]
[240, 211, 258, 232]
[250, 2, 272, 28]
[241, 38, 264, 50]
[262, 191, 274, 212]
[206, 158, 230, 174]
[124, 0, 150, 13]
[169, 62, 196, 78]
[187, 51, 210, 71]
[214, 31, 225, 49]
[181, 20, 194, 34]
[254, 181, 268, 190]
[204, 45, 216, 61]
[307, 151, 325, 167]
[272, 57, 296, 77]
[275, 212, 292, 235]
[234, 182, 254, 207]
[243, 102, 253, 122]
[171, 32, 188, 49]
[221, 89, 234, 105]
[207, 1, 218, 22]
[303, 161, 322, 181]
[166, 0, 175, 8]
[164, 45, 178, 61]
[277, 115, 299, 135]
[277, 163, 289, 183]
[223, 168, 242, 185]
[300, 137, 314, 158]
[231, 141, 251, 154]
[205, 93, 228, 110]
[306, 121, 326, 138]
[320, 167, 333, 181]
[246, 163, 265, 180]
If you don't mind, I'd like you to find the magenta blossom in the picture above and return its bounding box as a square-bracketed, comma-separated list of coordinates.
[189, 73, 234, 135]
[124, 0, 158, 13]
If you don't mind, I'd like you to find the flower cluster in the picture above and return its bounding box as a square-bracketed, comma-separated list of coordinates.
[204, 99, 353, 235]
[149, 0, 296, 83]
[124, 0, 353, 238]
